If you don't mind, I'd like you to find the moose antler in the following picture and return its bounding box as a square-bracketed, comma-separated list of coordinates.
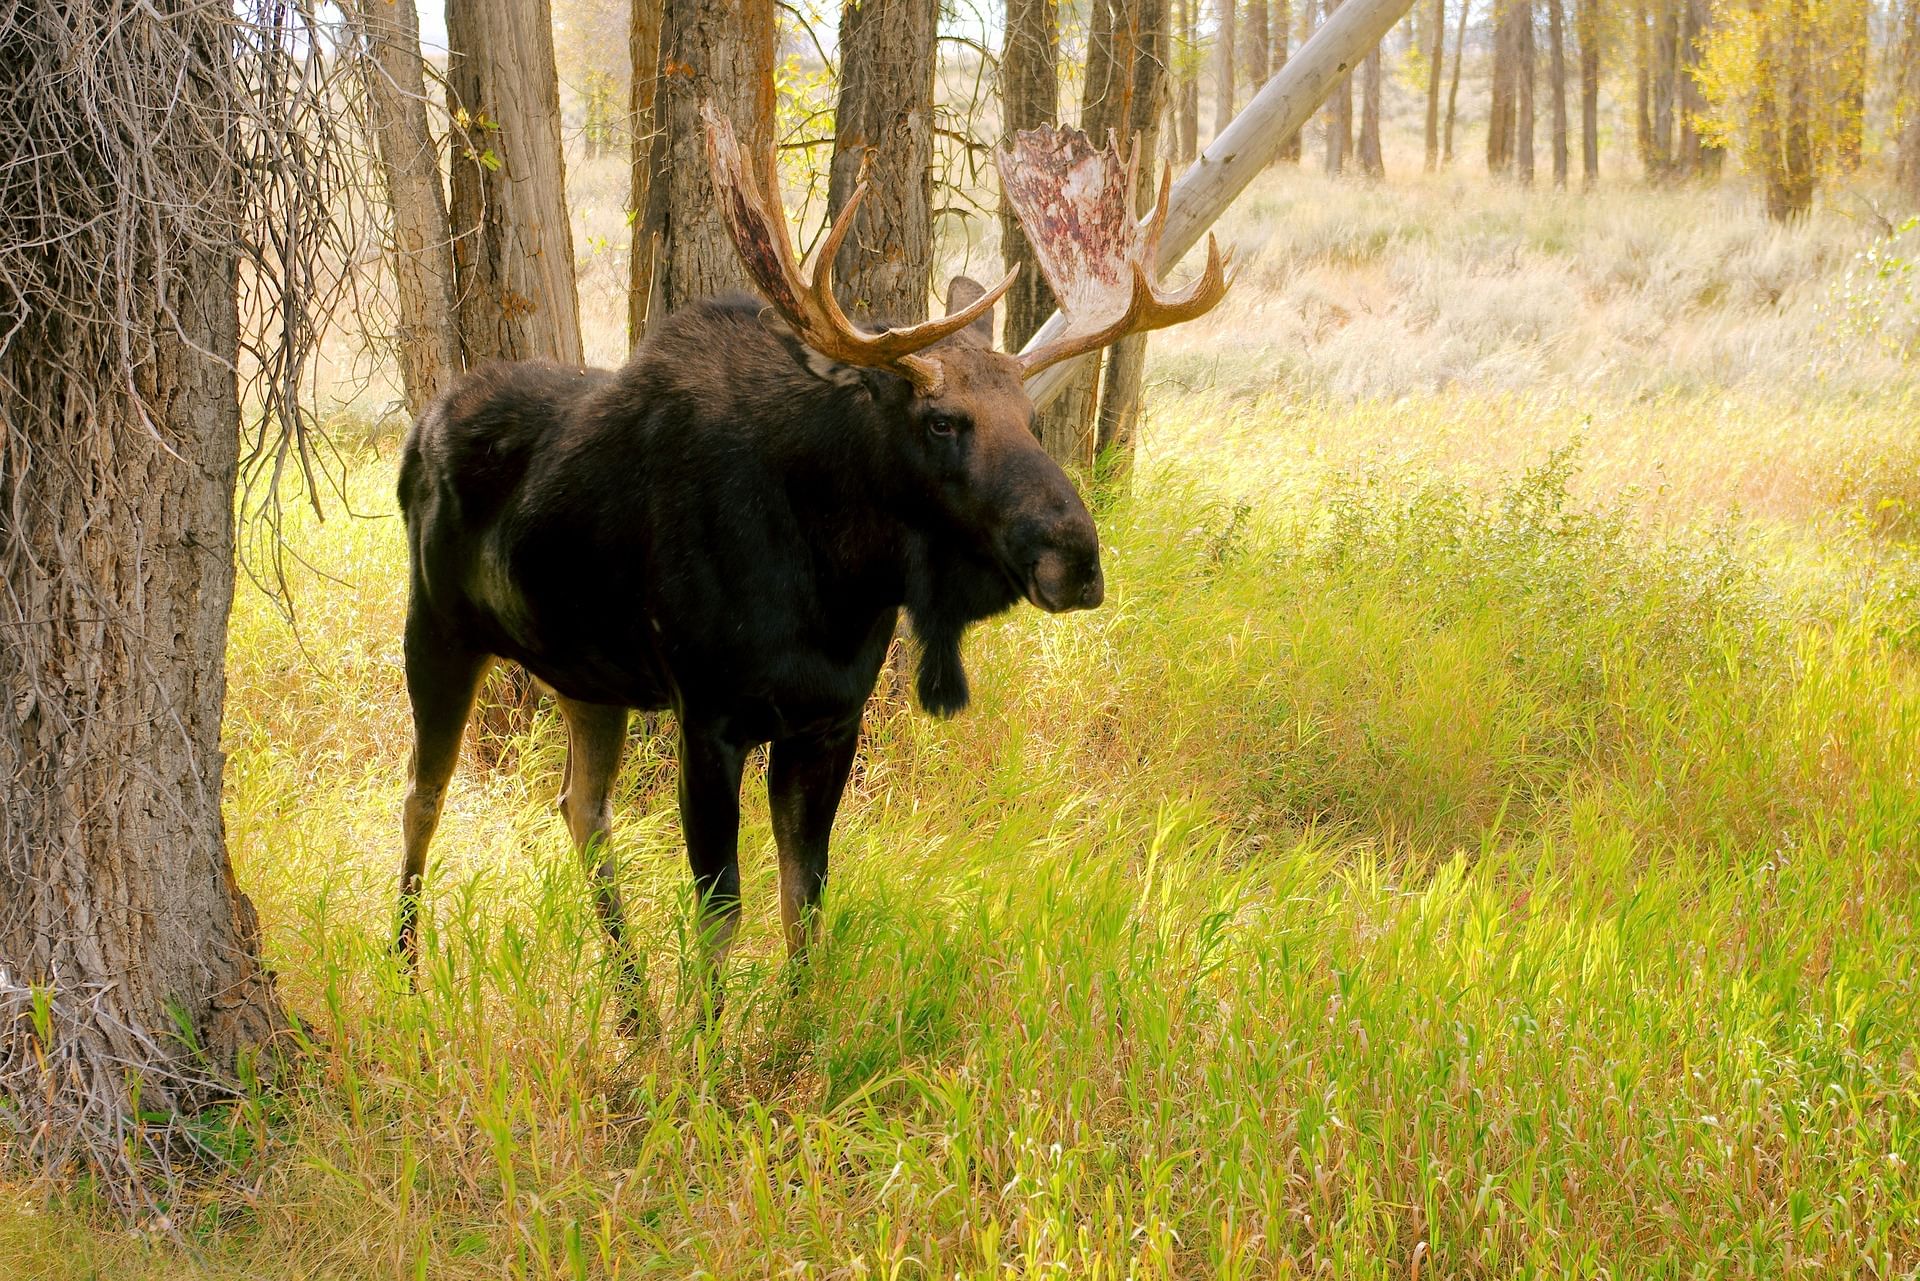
[997, 125, 1231, 377]
[701, 102, 1016, 395]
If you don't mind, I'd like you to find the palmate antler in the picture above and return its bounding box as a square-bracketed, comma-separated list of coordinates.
[996, 125, 1231, 377]
[700, 102, 1016, 395]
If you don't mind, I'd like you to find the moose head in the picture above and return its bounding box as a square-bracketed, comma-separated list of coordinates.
[701, 105, 1232, 622]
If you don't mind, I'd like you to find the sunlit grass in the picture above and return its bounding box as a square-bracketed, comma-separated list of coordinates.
[8, 366, 1920, 1276]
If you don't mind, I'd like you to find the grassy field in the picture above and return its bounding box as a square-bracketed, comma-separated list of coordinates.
[9, 165, 1920, 1276]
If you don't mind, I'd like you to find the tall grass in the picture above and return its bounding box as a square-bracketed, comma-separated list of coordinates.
[9, 376, 1919, 1275]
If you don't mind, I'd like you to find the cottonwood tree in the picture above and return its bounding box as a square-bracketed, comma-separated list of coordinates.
[447, 0, 584, 365]
[0, 0, 348, 1200]
[1425, 0, 1444, 168]
[1444, 0, 1469, 160]
[1178, 0, 1203, 160]
[1359, 42, 1384, 176]
[1275, 0, 1301, 160]
[830, 0, 939, 323]
[629, 0, 665, 342]
[643, 0, 777, 311]
[1325, 0, 1353, 172]
[1577, 0, 1600, 184]
[1694, 0, 1852, 219]
[1217, 0, 1238, 133]
[1002, 0, 1062, 346]
[1900, 0, 1920, 198]
[343, 0, 461, 417]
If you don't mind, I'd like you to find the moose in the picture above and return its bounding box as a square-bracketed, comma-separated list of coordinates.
[393, 106, 1229, 1029]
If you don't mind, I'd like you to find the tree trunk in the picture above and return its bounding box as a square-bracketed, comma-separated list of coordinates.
[1094, 0, 1172, 475]
[1216, 0, 1237, 134]
[1680, 0, 1721, 175]
[1488, 0, 1516, 173]
[628, 0, 665, 344]
[1516, 0, 1535, 184]
[447, 0, 583, 366]
[1277, 0, 1302, 160]
[643, 0, 778, 313]
[1443, 0, 1468, 161]
[1180, 0, 1203, 160]
[1633, 0, 1653, 175]
[1002, 0, 1061, 349]
[1650, 0, 1676, 177]
[1900, 0, 1920, 199]
[1834, 0, 1867, 173]
[1775, 0, 1813, 219]
[1246, 0, 1270, 85]
[344, 0, 461, 418]
[1359, 43, 1384, 176]
[1424, 0, 1443, 169]
[1578, 0, 1600, 185]
[829, 0, 938, 323]
[1547, 0, 1567, 186]
[1, 0, 284, 1190]
[1325, 0, 1351, 173]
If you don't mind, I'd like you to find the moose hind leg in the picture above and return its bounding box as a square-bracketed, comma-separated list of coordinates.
[554, 696, 654, 1037]
[397, 612, 488, 970]
[768, 719, 860, 968]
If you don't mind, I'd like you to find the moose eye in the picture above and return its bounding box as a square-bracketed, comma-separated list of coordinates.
[926, 414, 959, 440]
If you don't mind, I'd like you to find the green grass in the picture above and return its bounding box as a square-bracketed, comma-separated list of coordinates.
[7, 383, 1919, 1277]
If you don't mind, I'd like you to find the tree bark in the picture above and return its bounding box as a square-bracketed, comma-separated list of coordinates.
[1516, 0, 1535, 184]
[1578, 0, 1599, 185]
[344, 0, 461, 418]
[1, 0, 284, 1186]
[1680, 0, 1721, 175]
[1094, 0, 1172, 474]
[1359, 43, 1384, 176]
[1547, 0, 1567, 186]
[1443, 0, 1468, 161]
[1179, 0, 1203, 160]
[1325, 0, 1352, 174]
[628, 0, 665, 344]
[1650, 0, 1676, 177]
[1424, 0, 1443, 169]
[828, 0, 938, 324]
[1246, 0, 1270, 86]
[1488, 0, 1516, 173]
[643, 0, 778, 313]
[1277, 0, 1302, 160]
[446, 0, 583, 365]
[1633, 0, 1653, 175]
[1900, 0, 1920, 199]
[1002, 0, 1061, 349]
[1216, 0, 1237, 134]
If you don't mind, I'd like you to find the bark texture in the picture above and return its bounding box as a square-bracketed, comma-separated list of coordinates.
[0, 0, 285, 1189]
[346, 0, 460, 416]
[643, 0, 778, 313]
[830, 0, 938, 324]
[1424, 0, 1443, 169]
[628, 0, 665, 344]
[1216, 0, 1237, 134]
[1901, 0, 1920, 198]
[1324, 0, 1352, 173]
[1358, 43, 1383, 176]
[1443, 0, 1467, 160]
[1275, 0, 1300, 160]
[1002, 0, 1062, 349]
[447, 0, 584, 364]
[1578, 0, 1599, 184]
[1547, 0, 1567, 186]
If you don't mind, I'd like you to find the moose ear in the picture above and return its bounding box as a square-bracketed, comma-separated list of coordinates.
[943, 276, 997, 349]
[759, 311, 865, 388]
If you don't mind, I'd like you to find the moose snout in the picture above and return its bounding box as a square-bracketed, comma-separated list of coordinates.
[1026, 539, 1104, 613]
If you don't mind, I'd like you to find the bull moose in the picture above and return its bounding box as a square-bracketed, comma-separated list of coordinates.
[393, 108, 1229, 1029]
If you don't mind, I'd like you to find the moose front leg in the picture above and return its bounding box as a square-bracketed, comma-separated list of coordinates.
[768, 718, 860, 969]
[676, 719, 747, 1021]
